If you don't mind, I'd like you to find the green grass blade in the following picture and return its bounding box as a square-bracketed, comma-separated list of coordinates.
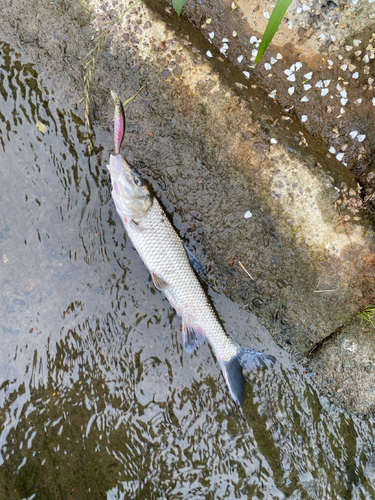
[172, 0, 187, 16]
[254, 0, 292, 65]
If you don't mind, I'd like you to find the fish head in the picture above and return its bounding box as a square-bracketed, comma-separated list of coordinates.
[108, 154, 152, 221]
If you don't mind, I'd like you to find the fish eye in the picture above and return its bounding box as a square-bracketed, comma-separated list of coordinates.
[134, 176, 143, 186]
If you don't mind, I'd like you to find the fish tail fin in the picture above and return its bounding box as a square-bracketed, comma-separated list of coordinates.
[220, 347, 276, 405]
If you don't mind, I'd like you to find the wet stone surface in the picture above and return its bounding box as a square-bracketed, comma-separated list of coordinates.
[164, 0, 375, 225]
[0, 0, 375, 498]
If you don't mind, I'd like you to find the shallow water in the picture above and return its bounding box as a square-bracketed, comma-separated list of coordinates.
[0, 40, 375, 500]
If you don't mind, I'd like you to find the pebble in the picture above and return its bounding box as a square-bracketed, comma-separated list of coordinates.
[252, 298, 265, 308]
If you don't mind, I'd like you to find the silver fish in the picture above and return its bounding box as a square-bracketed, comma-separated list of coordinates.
[107, 153, 276, 405]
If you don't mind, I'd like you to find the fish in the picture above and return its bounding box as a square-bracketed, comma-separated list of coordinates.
[107, 100, 275, 405]
[111, 90, 125, 155]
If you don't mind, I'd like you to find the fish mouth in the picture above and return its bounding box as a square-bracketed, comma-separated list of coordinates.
[108, 153, 123, 177]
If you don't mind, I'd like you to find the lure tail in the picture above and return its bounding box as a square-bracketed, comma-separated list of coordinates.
[111, 90, 125, 155]
[219, 347, 276, 405]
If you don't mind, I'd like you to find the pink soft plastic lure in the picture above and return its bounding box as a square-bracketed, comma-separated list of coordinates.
[111, 90, 125, 155]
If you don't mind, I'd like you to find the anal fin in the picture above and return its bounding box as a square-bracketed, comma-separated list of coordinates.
[182, 318, 206, 354]
[151, 272, 169, 290]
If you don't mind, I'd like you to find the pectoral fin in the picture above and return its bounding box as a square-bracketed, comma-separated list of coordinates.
[182, 318, 206, 353]
[151, 272, 170, 290]
[130, 219, 147, 231]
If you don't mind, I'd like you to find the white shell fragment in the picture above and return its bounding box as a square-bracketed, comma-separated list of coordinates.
[301, 96, 309, 102]
[206, 50, 213, 58]
[372, 97, 375, 106]
[304, 84, 312, 90]
[264, 63, 272, 70]
[352, 72, 359, 79]
[288, 87, 295, 95]
[268, 90, 277, 99]
[340, 64, 348, 71]
[243, 71, 250, 78]
[350, 131, 358, 138]
[353, 39, 361, 46]
[358, 134, 366, 142]
[287, 74, 296, 82]
[329, 146, 336, 154]
[336, 153, 344, 161]
[341, 98, 348, 105]
[270, 57, 277, 64]
[276, 53, 283, 59]
[324, 80, 331, 87]
[264, 11, 270, 18]
[304, 72, 313, 80]
[237, 55, 244, 63]
[244, 211, 253, 218]
[340, 90, 347, 98]
[209, 32, 215, 39]
[315, 80, 323, 88]
[270, 138, 277, 144]
[250, 36, 257, 44]
[321, 88, 329, 96]
[295, 62, 303, 71]
[301, 115, 308, 122]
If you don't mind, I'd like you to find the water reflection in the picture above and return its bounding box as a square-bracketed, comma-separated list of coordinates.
[0, 40, 375, 499]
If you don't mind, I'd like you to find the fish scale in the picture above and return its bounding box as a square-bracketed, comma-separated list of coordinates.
[126, 196, 239, 363]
